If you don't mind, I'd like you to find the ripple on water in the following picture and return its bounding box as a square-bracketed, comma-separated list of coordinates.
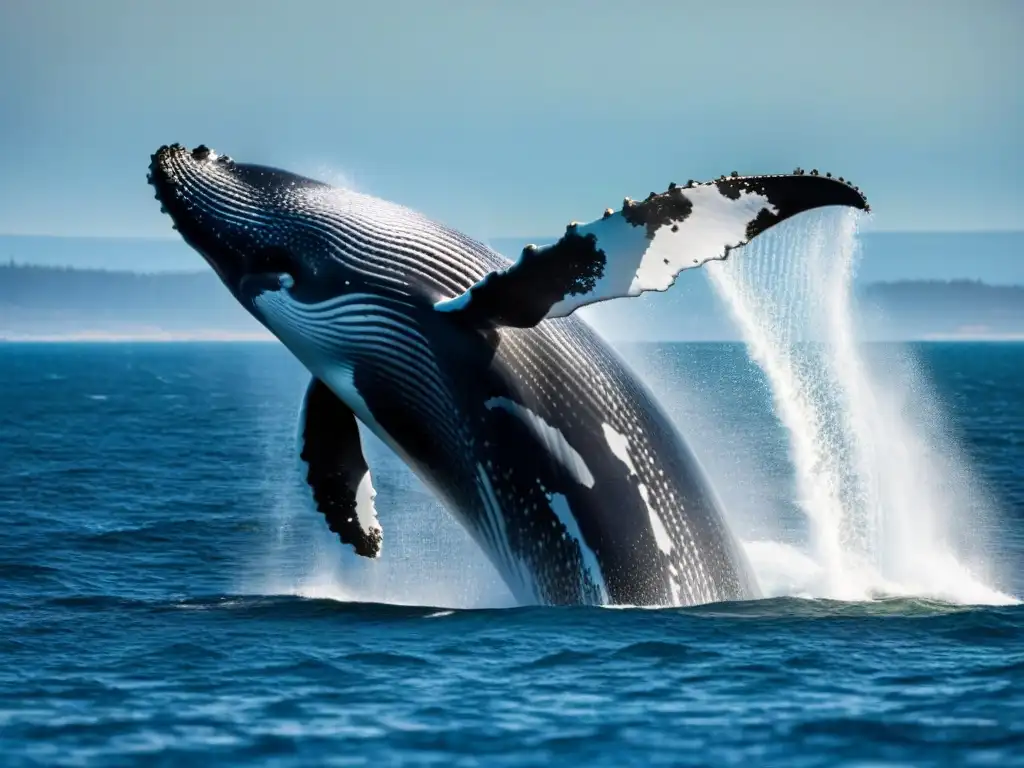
[1, 342, 1022, 767]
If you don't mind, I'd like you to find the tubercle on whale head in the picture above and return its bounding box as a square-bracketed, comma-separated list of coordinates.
[147, 143, 351, 310]
[148, 144, 271, 303]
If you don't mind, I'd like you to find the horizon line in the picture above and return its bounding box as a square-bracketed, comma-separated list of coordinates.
[4, 261, 1024, 288]
[3, 228, 1024, 242]
[3, 260, 1023, 282]
[3, 335, 1023, 345]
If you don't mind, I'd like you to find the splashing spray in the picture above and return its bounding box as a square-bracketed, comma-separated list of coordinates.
[706, 209, 1015, 605]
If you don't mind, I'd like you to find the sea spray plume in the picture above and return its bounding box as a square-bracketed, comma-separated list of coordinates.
[706, 209, 1016, 606]
[148, 143, 866, 607]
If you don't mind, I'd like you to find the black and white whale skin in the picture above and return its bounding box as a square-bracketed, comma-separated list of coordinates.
[148, 145, 868, 606]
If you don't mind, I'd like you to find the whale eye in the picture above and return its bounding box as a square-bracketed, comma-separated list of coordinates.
[250, 246, 296, 277]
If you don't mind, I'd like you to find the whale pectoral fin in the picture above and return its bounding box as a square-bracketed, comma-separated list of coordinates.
[298, 377, 382, 558]
[434, 173, 869, 328]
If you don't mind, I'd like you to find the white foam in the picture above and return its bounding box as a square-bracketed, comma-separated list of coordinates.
[742, 540, 825, 599]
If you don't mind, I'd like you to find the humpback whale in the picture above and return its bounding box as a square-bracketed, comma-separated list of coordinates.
[148, 145, 868, 606]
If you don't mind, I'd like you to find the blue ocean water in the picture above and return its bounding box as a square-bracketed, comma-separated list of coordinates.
[1, 341, 1022, 767]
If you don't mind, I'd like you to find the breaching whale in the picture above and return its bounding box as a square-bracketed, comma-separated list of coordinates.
[148, 144, 868, 606]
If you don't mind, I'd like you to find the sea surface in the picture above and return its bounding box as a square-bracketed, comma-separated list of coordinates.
[1, 341, 1022, 767]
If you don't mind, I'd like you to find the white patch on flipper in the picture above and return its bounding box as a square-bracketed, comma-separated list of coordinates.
[603, 423, 673, 555]
[294, 378, 383, 557]
[485, 398, 595, 488]
[543, 186, 775, 319]
[547, 215, 650, 317]
[546, 492, 608, 604]
[353, 471, 381, 541]
[630, 187, 774, 293]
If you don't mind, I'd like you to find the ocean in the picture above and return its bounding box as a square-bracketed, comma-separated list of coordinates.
[1, 340, 1021, 767]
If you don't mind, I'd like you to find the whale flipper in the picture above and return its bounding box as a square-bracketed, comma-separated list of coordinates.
[298, 378, 383, 558]
[435, 173, 869, 328]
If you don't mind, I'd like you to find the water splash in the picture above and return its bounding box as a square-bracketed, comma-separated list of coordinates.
[246, 418, 515, 610]
[705, 209, 1016, 606]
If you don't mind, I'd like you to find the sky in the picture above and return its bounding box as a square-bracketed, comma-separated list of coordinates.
[0, 0, 1021, 243]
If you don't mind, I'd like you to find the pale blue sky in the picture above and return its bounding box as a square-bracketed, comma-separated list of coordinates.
[0, 0, 1020, 240]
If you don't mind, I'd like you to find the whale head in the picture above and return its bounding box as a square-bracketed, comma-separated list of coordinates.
[148, 143, 377, 320]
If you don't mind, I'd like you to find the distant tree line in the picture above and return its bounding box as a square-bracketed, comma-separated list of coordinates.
[2, 264, 1023, 339]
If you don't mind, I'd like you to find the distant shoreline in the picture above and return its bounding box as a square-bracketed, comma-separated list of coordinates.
[4, 263, 1023, 343]
[3, 336, 1022, 345]
[0, 332, 275, 343]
